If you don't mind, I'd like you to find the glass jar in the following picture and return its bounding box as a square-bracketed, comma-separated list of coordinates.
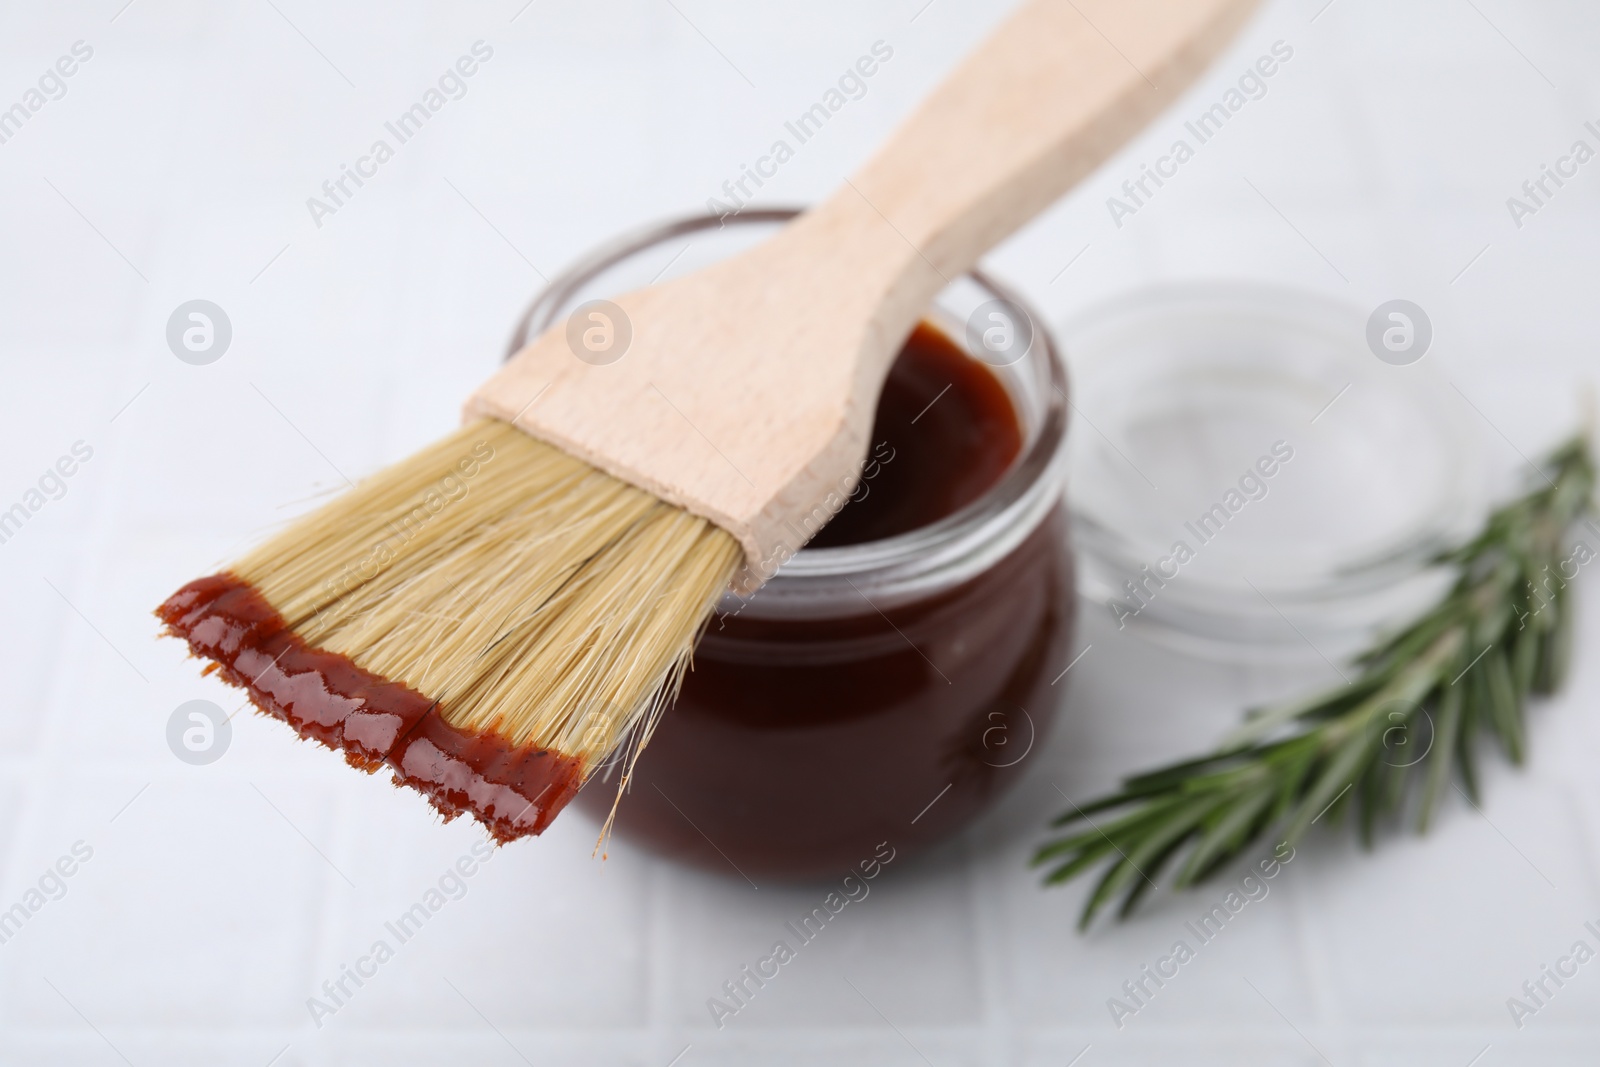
[510, 209, 1075, 879]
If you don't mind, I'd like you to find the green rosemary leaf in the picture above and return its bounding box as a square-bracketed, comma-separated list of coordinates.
[1225, 674, 1385, 748]
[1172, 783, 1275, 888]
[1456, 682, 1483, 806]
[1116, 827, 1199, 921]
[1077, 800, 1220, 930]
[1267, 735, 1321, 824]
[1417, 681, 1463, 832]
[1485, 647, 1523, 765]
[1512, 624, 1539, 699]
[1357, 758, 1382, 849]
[1033, 826, 1125, 868]
[1535, 587, 1572, 693]
[1047, 777, 1212, 825]
[1037, 794, 1191, 859]
[1381, 749, 1409, 823]
[1037, 837, 1121, 886]
[1035, 432, 1595, 926]
[1116, 750, 1256, 796]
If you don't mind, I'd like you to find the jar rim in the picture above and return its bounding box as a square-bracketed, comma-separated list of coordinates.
[506, 208, 1070, 616]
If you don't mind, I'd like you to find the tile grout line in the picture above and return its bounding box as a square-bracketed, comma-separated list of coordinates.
[287, 777, 349, 1052]
[1236, 652, 1346, 1055]
[965, 827, 1012, 1067]
[1550, 775, 1600, 903]
[1282, 822, 1345, 1055]
[8, 316, 152, 920]
[645, 853, 677, 1062]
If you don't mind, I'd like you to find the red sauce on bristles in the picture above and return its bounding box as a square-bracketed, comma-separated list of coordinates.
[157, 573, 585, 842]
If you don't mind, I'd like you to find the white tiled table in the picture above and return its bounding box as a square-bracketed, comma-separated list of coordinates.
[2, 0, 1598, 1063]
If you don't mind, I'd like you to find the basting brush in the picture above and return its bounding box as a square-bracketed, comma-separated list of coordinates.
[158, 0, 1259, 844]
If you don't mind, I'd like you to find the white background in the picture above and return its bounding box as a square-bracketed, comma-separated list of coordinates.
[1, 0, 1599, 1063]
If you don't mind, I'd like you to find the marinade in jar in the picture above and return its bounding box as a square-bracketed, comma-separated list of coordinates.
[579, 322, 1075, 878]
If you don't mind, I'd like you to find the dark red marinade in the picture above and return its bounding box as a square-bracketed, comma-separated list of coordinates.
[156, 574, 583, 843]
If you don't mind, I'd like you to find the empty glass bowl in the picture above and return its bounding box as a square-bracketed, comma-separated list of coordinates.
[1058, 282, 1488, 663]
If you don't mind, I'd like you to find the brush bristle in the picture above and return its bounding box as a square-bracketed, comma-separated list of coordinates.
[197, 419, 741, 837]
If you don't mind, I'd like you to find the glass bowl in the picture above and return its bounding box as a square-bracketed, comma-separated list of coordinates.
[1058, 281, 1488, 664]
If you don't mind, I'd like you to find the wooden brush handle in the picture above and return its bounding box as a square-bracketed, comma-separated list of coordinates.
[829, 0, 1257, 309]
[467, 0, 1258, 590]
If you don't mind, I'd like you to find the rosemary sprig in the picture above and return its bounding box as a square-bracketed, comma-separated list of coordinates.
[1035, 434, 1597, 928]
